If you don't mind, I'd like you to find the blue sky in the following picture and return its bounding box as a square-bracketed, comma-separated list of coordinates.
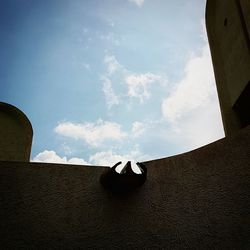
[0, 0, 224, 167]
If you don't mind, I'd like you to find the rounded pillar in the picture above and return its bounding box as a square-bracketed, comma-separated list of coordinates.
[0, 102, 33, 161]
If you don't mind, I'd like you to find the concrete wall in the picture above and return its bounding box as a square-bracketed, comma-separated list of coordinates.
[0, 102, 33, 161]
[206, 0, 250, 135]
[240, 0, 250, 41]
[0, 126, 249, 249]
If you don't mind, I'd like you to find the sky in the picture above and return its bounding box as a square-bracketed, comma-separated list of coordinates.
[0, 0, 225, 168]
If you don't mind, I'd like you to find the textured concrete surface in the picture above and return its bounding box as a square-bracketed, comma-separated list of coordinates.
[240, 0, 250, 43]
[206, 0, 250, 135]
[0, 102, 33, 161]
[0, 126, 249, 249]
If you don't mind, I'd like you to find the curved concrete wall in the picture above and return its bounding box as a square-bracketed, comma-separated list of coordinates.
[0, 102, 33, 161]
[206, 0, 250, 135]
[0, 126, 249, 249]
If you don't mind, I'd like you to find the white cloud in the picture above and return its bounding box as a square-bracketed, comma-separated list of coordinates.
[132, 121, 145, 138]
[101, 76, 120, 109]
[33, 150, 89, 165]
[128, 0, 145, 7]
[125, 73, 161, 103]
[178, 102, 224, 148]
[162, 45, 215, 122]
[67, 157, 89, 165]
[89, 145, 148, 173]
[162, 40, 224, 148]
[54, 119, 126, 147]
[32, 148, 146, 173]
[90, 150, 127, 166]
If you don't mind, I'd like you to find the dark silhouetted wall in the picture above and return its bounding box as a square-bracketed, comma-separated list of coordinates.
[0, 126, 249, 249]
[0, 102, 33, 161]
[206, 0, 250, 135]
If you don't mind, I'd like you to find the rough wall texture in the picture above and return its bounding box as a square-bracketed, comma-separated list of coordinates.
[206, 0, 250, 135]
[240, 0, 250, 44]
[0, 102, 33, 161]
[0, 126, 249, 249]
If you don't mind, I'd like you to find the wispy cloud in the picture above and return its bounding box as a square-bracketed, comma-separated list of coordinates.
[101, 54, 166, 108]
[54, 119, 127, 147]
[104, 54, 123, 76]
[101, 76, 120, 109]
[131, 121, 145, 138]
[128, 0, 145, 7]
[125, 73, 161, 103]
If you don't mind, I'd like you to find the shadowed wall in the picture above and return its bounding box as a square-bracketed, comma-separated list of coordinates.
[0, 126, 249, 249]
[206, 0, 250, 135]
[0, 102, 33, 161]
